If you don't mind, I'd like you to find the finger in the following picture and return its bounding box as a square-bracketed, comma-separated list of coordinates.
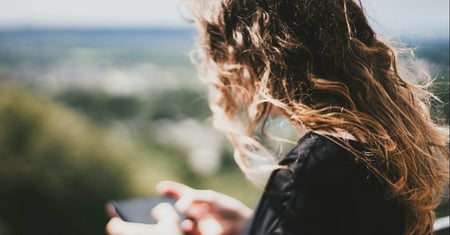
[180, 219, 197, 234]
[156, 181, 194, 199]
[105, 202, 119, 218]
[106, 217, 153, 235]
[197, 216, 224, 235]
[175, 189, 218, 213]
[176, 190, 253, 221]
[180, 202, 211, 220]
[151, 202, 181, 225]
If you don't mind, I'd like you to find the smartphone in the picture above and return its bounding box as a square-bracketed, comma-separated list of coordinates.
[107, 196, 185, 224]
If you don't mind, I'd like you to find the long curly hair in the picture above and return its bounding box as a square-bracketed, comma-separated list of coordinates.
[187, 0, 449, 234]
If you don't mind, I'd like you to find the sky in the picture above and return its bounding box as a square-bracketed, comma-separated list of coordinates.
[0, 0, 448, 38]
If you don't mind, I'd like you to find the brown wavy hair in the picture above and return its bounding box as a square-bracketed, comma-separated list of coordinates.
[187, 0, 449, 234]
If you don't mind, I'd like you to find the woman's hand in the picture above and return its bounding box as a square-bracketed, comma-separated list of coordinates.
[158, 181, 253, 235]
[106, 202, 183, 235]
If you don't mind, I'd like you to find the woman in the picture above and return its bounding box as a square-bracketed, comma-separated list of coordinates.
[106, 0, 449, 234]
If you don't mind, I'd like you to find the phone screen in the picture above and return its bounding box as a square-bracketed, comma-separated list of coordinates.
[108, 196, 183, 224]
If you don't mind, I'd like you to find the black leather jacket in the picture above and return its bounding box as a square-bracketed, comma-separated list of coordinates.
[244, 132, 405, 235]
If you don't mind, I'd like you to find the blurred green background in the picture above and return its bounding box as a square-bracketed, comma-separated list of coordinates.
[0, 29, 448, 235]
[0, 29, 262, 235]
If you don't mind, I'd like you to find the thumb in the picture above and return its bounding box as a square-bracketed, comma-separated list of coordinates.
[151, 203, 181, 225]
[106, 217, 154, 235]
